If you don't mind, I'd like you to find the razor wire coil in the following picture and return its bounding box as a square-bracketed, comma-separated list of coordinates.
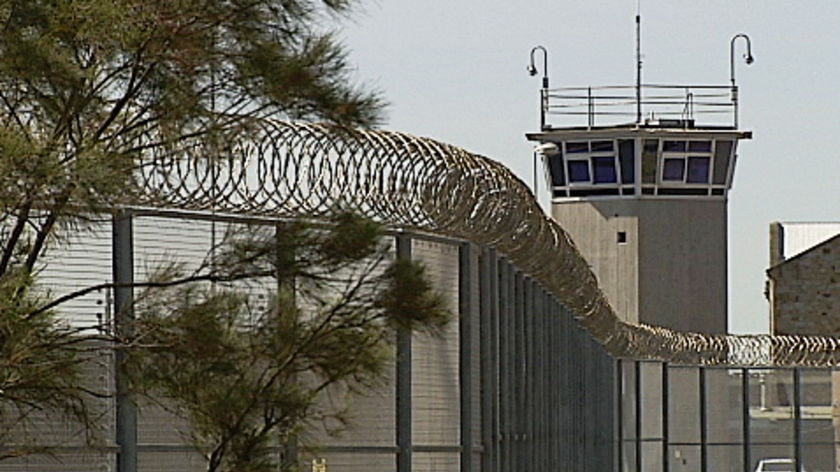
[131, 120, 840, 367]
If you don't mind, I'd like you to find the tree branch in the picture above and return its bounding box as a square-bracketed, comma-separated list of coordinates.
[25, 269, 275, 320]
[0, 198, 33, 277]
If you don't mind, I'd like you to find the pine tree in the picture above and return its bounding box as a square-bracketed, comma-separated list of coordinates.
[127, 213, 448, 472]
[0, 0, 392, 462]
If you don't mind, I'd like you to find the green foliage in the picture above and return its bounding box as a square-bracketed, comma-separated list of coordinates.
[128, 213, 449, 472]
[0, 0, 385, 462]
[376, 257, 450, 334]
[0, 270, 97, 460]
[317, 212, 382, 263]
[1, 0, 389, 465]
[0, 0, 385, 275]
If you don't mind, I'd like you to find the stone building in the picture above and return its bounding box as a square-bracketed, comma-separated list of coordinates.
[767, 222, 840, 335]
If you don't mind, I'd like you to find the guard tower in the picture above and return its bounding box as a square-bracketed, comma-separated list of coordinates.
[526, 40, 752, 334]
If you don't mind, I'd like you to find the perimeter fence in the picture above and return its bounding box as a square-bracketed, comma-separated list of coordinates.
[7, 121, 840, 472]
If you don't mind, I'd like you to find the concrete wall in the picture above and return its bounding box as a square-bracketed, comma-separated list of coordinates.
[553, 198, 727, 334]
[552, 199, 640, 323]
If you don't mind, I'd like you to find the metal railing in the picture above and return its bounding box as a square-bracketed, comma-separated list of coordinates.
[128, 120, 840, 367]
[539, 84, 738, 130]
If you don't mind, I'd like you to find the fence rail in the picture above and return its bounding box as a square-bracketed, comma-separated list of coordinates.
[129, 120, 840, 366]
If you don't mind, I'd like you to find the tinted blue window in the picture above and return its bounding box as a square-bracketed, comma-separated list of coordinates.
[618, 140, 635, 184]
[592, 156, 617, 183]
[687, 156, 710, 183]
[567, 160, 590, 182]
[663, 141, 686, 152]
[662, 158, 684, 181]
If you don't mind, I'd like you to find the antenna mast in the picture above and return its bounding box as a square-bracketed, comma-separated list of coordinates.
[635, 1, 642, 123]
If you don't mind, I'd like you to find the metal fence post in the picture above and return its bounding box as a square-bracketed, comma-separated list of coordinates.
[459, 242, 476, 472]
[276, 223, 299, 469]
[113, 209, 136, 472]
[742, 368, 751, 472]
[513, 270, 525, 470]
[635, 361, 642, 472]
[523, 278, 534, 471]
[479, 248, 499, 472]
[499, 259, 513, 472]
[699, 367, 707, 472]
[794, 368, 802, 472]
[615, 359, 623, 472]
[662, 364, 669, 472]
[396, 234, 413, 472]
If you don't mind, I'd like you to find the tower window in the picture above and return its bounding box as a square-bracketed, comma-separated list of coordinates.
[567, 160, 590, 182]
[642, 139, 659, 184]
[662, 158, 685, 181]
[660, 139, 715, 186]
[561, 140, 620, 187]
[617, 231, 627, 244]
[593, 156, 618, 183]
[618, 140, 635, 184]
[687, 156, 710, 183]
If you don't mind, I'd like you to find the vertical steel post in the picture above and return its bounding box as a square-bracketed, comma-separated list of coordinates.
[113, 210, 136, 472]
[513, 271, 524, 470]
[635, 361, 642, 472]
[535, 288, 545, 472]
[699, 367, 708, 472]
[559, 304, 569, 469]
[556, 303, 565, 469]
[732, 85, 739, 129]
[742, 368, 751, 472]
[540, 88, 547, 131]
[396, 235, 413, 472]
[794, 369, 802, 472]
[636, 11, 642, 124]
[523, 278, 533, 471]
[498, 259, 508, 472]
[615, 359, 623, 472]
[662, 364, 669, 472]
[276, 223, 298, 469]
[500, 259, 513, 472]
[459, 243, 475, 472]
[479, 248, 499, 472]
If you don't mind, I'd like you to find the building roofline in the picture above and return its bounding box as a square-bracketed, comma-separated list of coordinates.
[767, 232, 840, 276]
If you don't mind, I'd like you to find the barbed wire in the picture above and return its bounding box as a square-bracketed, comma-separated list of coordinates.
[131, 120, 840, 367]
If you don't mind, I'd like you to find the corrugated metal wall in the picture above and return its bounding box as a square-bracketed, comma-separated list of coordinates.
[38, 219, 113, 329]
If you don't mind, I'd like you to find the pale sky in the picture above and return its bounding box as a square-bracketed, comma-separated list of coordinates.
[339, 1, 840, 334]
